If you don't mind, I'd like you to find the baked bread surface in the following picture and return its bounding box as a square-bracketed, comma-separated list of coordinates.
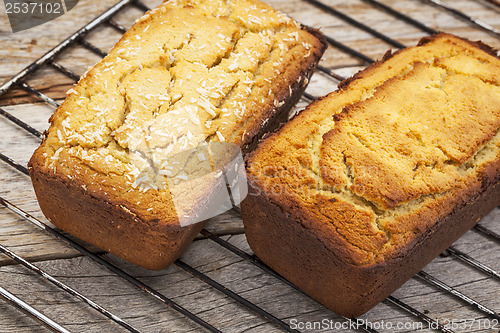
[28, 0, 326, 269]
[242, 33, 500, 317]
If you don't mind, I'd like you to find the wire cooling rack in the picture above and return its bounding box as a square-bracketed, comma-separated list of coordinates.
[0, 0, 499, 332]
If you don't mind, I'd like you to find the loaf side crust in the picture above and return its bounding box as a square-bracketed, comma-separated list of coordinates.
[243, 164, 500, 317]
[242, 33, 500, 315]
[28, 0, 326, 269]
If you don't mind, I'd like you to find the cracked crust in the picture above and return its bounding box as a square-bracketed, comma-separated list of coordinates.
[241, 33, 500, 317]
[28, 0, 326, 270]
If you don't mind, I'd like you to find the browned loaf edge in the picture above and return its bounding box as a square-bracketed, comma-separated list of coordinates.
[242, 25, 326, 154]
[28, 0, 326, 270]
[241, 33, 500, 317]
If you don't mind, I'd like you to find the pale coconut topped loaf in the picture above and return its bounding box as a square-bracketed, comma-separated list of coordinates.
[241, 33, 500, 316]
[28, 0, 326, 269]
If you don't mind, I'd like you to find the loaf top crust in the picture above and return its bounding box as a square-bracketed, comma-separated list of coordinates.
[246, 34, 500, 266]
[30, 0, 325, 225]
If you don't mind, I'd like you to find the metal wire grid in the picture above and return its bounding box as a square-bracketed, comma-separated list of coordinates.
[0, 0, 499, 332]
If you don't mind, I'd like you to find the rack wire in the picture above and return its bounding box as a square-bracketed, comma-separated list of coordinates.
[0, 0, 499, 332]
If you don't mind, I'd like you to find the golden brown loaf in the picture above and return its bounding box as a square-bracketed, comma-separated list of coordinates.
[28, 0, 326, 269]
[241, 33, 500, 317]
